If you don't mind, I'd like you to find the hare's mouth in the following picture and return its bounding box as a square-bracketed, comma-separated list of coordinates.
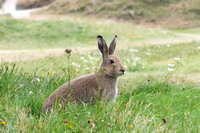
[118, 71, 125, 76]
[120, 71, 125, 76]
[107, 73, 116, 77]
[104, 72, 117, 78]
[99, 68, 124, 77]
[107, 71, 124, 77]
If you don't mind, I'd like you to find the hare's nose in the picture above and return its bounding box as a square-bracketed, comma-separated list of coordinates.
[121, 68, 126, 74]
[121, 70, 125, 73]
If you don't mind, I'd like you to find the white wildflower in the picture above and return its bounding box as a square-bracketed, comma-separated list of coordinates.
[129, 49, 139, 52]
[29, 91, 33, 95]
[198, 46, 200, 49]
[88, 112, 91, 115]
[83, 59, 88, 63]
[145, 52, 151, 55]
[31, 78, 40, 84]
[168, 68, 175, 71]
[134, 57, 141, 61]
[35, 78, 40, 82]
[167, 45, 170, 48]
[91, 123, 96, 128]
[89, 56, 94, 60]
[132, 63, 136, 66]
[168, 64, 175, 67]
[80, 57, 85, 60]
[72, 62, 81, 68]
[20, 84, 23, 87]
[174, 57, 180, 61]
[72, 62, 76, 65]
[126, 59, 130, 63]
[184, 112, 186, 116]
[160, 126, 165, 130]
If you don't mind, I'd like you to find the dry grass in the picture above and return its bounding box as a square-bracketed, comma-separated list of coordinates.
[17, 0, 54, 9]
[43, 0, 200, 28]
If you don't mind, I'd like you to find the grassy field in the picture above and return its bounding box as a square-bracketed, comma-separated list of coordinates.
[1, 16, 200, 50]
[0, 16, 200, 132]
[0, 17, 181, 50]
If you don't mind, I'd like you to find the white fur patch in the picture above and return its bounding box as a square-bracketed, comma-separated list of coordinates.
[115, 87, 118, 99]
[114, 79, 118, 99]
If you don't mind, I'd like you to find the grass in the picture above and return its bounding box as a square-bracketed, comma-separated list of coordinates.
[0, 61, 200, 132]
[1, 40, 200, 132]
[0, 16, 200, 132]
[174, 27, 200, 35]
[0, 17, 191, 50]
[14, 41, 200, 83]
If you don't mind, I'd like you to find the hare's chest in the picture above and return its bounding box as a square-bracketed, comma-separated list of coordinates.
[101, 85, 118, 102]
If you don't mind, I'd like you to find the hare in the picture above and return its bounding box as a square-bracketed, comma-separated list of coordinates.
[42, 35, 126, 113]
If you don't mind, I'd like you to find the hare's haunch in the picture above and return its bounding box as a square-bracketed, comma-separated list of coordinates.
[42, 35, 126, 113]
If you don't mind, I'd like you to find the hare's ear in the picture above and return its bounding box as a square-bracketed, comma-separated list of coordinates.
[109, 35, 117, 55]
[97, 35, 109, 60]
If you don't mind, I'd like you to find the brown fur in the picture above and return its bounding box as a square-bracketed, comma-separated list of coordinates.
[42, 35, 125, 113]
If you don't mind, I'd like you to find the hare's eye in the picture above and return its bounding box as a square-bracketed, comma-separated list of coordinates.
[110, 58, 115, 64]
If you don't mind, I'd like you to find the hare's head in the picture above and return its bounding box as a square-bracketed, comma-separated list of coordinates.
[97, 35, 126, 77]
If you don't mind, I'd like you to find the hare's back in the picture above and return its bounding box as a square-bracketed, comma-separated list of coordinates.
[70, 72, 99, 101]
[42, 73, 99, 112]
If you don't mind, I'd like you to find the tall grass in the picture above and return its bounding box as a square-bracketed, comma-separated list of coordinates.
[1, 44, 200, 132]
